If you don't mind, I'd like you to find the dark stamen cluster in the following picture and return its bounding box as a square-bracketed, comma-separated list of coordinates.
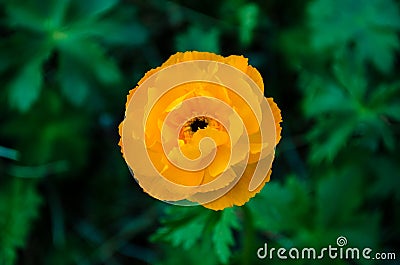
[190, 117, 208, 132]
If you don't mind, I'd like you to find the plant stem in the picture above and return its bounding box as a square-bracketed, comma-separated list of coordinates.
[242, 205, 255, 265]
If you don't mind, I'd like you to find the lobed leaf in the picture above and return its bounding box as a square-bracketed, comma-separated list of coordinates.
[57, 38, 122, 86]
[58, 52, 90, 106]
[308, 0, 400, 73]
[238, 3, 260, 47]
[151, 206, 211, 249]
[0, 179, 42, 265]
[212, 208, 240, 264]
[175, 25, 220, 53]
[152, 206, 240, 264]
[249, 176, 311, 235]
[8, 57, 44, 112]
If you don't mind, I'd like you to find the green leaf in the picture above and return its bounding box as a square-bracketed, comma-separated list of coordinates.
[58, 53, 90, 105]
[175, 25, 220, 53]
[369, 82, 400, 122]
[4, 0, 68, 32]
[381, 102, 400, 121]
[369, 156, 400, 201]
[302, 68, 399, 161]
[8, 57, 44, 112]
[87, 19, 148, 46]
[360, 28, 400, 73]
[308, 0, 400, 73]
[9, 161, 69, 179]
[0, 179, 42, 265]
[70, 0, 118, 20]
[238, 3, 259, 46]
[363, 114, 396, 151]
[46, 0, 70, 28]
[315, 168, 363, 226]
[300, 72, 355, 118]
[308, 116, 356, 163]
[57, 38, 121, 85]
[4, 1, 45, 31]
[0, 35, 49, 73]
[36, 118, 88, 166]
[212, 208, 239, 264]
[0, 146, 19, 161]
[299, 66, 392, 162]
[152, 206, 239, 264]
[279, 27, 316, 68]
[249, 176, 310, 237]
[77, 6, 148, 46]
[151, 206, 212, 249]
[333, 59, 367, 101]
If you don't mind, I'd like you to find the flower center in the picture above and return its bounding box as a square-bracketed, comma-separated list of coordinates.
[190, 117, 208, 132]
[179, 116, 222, 143]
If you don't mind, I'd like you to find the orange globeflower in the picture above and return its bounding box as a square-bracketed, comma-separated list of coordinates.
[119, 51, 282, 211]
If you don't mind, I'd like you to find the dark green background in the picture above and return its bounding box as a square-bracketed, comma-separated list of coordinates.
[0, 0, 399, 264]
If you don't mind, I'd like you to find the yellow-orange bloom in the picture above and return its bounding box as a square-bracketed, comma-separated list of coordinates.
[119, 51, 282, 210]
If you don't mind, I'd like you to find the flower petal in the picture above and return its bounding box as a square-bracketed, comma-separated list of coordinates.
[201, 164, 272, 210]
[267, 97, 282, 144]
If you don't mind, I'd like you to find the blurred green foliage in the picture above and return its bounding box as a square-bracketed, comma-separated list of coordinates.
[0, 0, 399, 264]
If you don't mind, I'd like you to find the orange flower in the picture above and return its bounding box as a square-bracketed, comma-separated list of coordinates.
[119, 51, 282, 210]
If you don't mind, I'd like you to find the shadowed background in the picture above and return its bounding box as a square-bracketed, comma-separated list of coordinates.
[0, 0, 399, 264]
